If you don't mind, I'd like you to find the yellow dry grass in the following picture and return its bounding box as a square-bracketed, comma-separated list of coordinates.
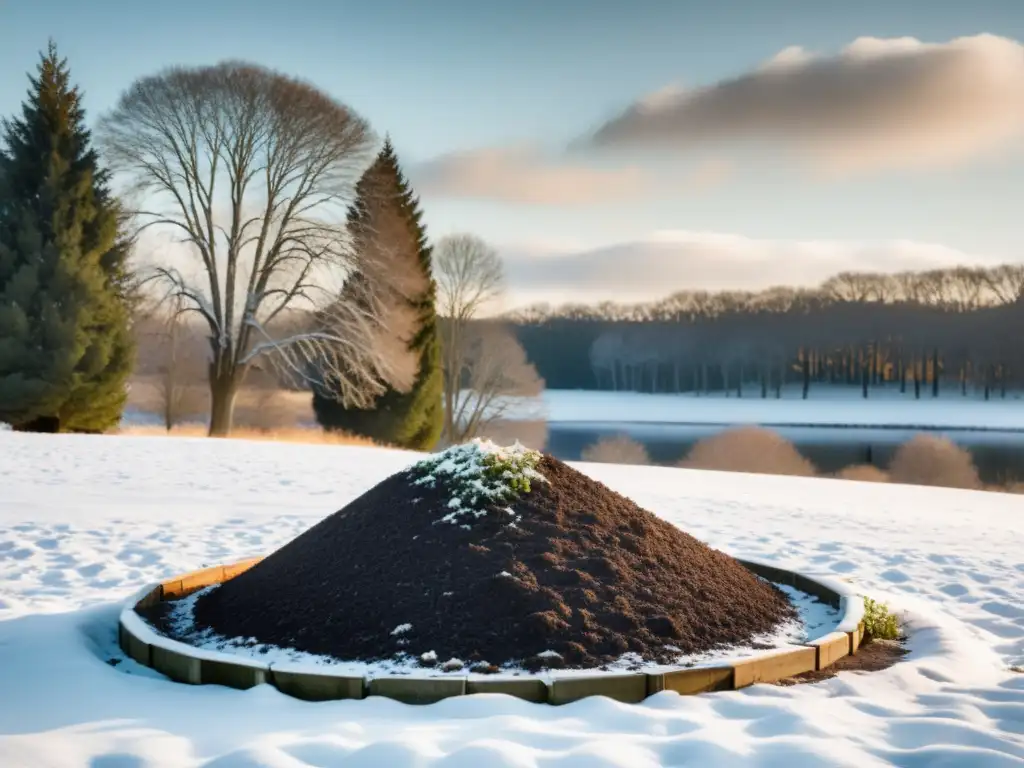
[115, 423, 379, 448]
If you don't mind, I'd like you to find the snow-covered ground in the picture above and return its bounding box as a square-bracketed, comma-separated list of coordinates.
[529, 386, 1024, 431]
[1, 432, 1023, 766]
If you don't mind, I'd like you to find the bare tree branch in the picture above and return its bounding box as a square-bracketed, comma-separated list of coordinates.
[98, 61, 404, 434]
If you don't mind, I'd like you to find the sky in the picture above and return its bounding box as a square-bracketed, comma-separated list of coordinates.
[2, 0, 1024, 308]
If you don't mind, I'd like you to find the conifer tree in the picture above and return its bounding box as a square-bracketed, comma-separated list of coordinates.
[312, 139, 443, 449]
[0, 42, 133, 432]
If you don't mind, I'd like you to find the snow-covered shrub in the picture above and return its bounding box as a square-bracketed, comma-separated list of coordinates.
[863, 597, 900, 641]
[581, 435, 651, 466]
[888, 435, 980, 490]
[834, 464, 889, 483]
[679, 427, 816, 477]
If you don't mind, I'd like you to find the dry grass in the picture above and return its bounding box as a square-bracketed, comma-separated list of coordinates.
[679, 427, 817, 477]
[888, 434, 981, 490]
[581, 435, 651, 465]
[116, 423, 378, 448]
[834, 464, 890, 483]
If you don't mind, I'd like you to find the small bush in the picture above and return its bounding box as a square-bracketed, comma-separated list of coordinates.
[679, 427, 816, 477]
[863, 597, 900, 641]
[581, 435, 651, 466]
[834, 464, 889, 483]
[888, 434, 980, 490]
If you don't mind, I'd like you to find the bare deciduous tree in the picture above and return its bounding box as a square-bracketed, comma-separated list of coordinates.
[155, 296, 208, 430]
[99, 62, 408, 435]
[443, 323, 543, 444]
[434, 233, 506, 442]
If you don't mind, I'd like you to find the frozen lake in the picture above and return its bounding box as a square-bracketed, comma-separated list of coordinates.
[529, 387, 1024, 482]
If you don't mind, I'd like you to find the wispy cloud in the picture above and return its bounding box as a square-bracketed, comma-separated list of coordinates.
[499, 230, 1005, 307]
[587, 34, 1024, 176]
[412, 144, 729, 205]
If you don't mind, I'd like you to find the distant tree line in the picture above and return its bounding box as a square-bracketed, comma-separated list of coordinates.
[503, 266, 1024, 398]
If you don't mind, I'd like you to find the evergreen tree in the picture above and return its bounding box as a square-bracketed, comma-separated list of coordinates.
[312, 138, 443, 449]
[0, 42, 133, 432]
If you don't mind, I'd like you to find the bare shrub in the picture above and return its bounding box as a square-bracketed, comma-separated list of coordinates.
[888, 435, 981, 489]
[581, 435, 651, 465]
[679, 427, 816, 477]
[130, 305, 209, 429]
[834, 464, 890, 483]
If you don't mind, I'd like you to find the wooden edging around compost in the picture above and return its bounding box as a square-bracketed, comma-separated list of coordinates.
[118, 556, 867, 706]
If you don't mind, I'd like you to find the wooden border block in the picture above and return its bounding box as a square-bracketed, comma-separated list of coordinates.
[271, 669, 366, 701]
[851, 621, 865, 654]
[223, 557, 263, 581]
[179, 565, 227, 596]
[368, 676, 466, 705]
[466, 677, 549, 702]
[808, 632, 849, 670]
[160, 578, 186, 600]
[135, 586, 163, 610]
[549, 674, 647, 705]
[201, 658, 268, 690]
[119, 621, 151, 666]
[732, 647, 816, 688]
[152, 645, 202, 684]
[647, 665, 733, 696]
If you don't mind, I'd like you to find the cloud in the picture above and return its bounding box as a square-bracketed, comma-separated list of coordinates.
[588, 34, 1024, 175]
[412, 144, 728, 205]
[499, 230, 1005, 307]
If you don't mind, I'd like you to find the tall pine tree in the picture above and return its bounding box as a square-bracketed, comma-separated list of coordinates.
[312, 138, 443, 449]
[0, 42, 133, 432]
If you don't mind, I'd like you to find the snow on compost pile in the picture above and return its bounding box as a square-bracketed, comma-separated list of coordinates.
[1, 432, 1023, 767]
[173, 440, 797, 672]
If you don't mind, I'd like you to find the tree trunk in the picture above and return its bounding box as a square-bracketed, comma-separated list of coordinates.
[801, 356, 810, 400]
[899, 356, 906, 394]
[761, 368, 768, 399]
[913, 359, 921, 400]
[208, 373, 240, 437]
[932, 348, 940, 398]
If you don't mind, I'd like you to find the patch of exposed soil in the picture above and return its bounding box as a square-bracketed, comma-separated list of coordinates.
[773, 638, 910, 685]
[186, 452, 796, 670]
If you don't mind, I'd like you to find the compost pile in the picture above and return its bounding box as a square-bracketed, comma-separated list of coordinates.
[189, 441, 796, 670]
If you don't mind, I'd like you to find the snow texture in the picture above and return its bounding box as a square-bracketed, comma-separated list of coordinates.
[1, 431, 1023, 766]
[410, 439, 543, 525]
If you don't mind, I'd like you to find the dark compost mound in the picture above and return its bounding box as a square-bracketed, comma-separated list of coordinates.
[190, 451, 796, 670]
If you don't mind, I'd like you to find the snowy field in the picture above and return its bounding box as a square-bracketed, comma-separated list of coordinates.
[1, 433, 1023, 766]
[530, 386, 1024, 431]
